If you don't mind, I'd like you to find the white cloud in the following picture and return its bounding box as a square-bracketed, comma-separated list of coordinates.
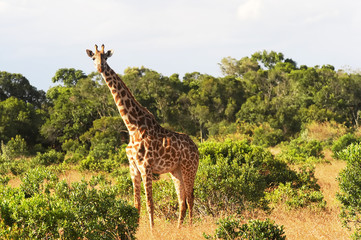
[237, 0, 263, 21]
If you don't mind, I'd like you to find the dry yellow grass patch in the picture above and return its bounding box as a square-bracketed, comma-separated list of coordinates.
[7, 174, 22, 188]
[136, 217, 216, 240]
[315, 159, 346, 207]
[58, 169, 99, 184]
[305, 121, 347, 142]
[269, 208, 350, 240]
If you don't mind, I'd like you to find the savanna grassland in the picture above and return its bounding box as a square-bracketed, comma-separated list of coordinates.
[2, 51, 361, 239]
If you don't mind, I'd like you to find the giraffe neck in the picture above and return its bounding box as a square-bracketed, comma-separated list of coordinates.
[101, 64, 158, 134]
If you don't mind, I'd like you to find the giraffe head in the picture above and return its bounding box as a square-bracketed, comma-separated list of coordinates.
[86, 44, 114, 73]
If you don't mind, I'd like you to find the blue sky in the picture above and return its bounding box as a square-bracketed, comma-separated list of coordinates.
[1, 0, 361, 90]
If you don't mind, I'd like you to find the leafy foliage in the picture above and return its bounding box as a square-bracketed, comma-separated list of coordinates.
[279, 137, 324, 164]
[1, 135, 28, 159]
[0, 169, 139, 239]
[332, 133, 360, 158]
[0, 71, 46, 108]
[0, 97, 44, 145]
[32, 149, 64, 166]
[204, 216, 286, 240]
[195, 140, 297, 215]
[337, 143, 361, 238]
[4, 51, 361, 237]
[265, 181, 326, 210]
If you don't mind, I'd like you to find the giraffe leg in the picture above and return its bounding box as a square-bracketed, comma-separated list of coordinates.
[129, 162, 141, 216]
[141, 167, 154, 229]
[170, 167, 187, 228]
[181, 162, 198, 226]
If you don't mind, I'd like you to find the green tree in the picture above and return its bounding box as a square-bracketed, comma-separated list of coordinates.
[122, 67, 186, 131]
[0, 71, 46, 108]
[41, 70, 116, 146]
[0, 97, 44, 145]
[251, 50, 284, 69]
[186, 75, 245, 138]
[52, 68, 87, 87]
[219, 56, 260, 77]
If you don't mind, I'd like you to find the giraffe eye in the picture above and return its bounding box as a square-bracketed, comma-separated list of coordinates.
[92, 57, 95, 60]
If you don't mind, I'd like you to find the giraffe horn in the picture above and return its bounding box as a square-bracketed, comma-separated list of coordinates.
[101, 44, 105, 53]
[95, 44, 99, 53]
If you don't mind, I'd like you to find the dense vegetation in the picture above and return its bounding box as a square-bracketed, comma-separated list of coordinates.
[2, 51, 361, 148]
[2, 50, 361, 238]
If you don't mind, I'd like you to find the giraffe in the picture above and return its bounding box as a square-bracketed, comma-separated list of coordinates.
[86, 45, 199, 228]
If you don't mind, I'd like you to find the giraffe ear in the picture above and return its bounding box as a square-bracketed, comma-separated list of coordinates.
[86, 49, 94, 58]
[106, 50, 114, 58]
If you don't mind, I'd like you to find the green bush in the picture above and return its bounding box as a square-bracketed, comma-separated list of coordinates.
[152, 179, 178, 220]
[196, 141, 267, 214]
[265, 182, 326, 210]
[252, 123, 284, 147]
[279, 138, 324, 164]
[62, 139, 88, 163]
[9, 158, 30, 175]
[266, 164, 325, 210]
[196, 140, 297, 215]
[80, 144, 128, 172]
[32, 149, 64, 166]
[114, 168, 133, 199]
[332, 133, 359, 159]
[196, 140, 325, 214]
[204, 216, 286, 240]
[196, 155, 267, 215]
[1, 135, 28, 160]
[337, 143, 361, 238]
[0, 175, 10, 185]
[0, 171, 139, 239]
[20, 167, 59, 198]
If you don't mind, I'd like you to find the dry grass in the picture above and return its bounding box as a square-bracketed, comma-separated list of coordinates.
[58, 169, 99, 184]
[267, 159, 350, 240]
[7, 169, 101, 188]
[7, 174, 22, 188]
[305, 121, 347, 142]
[136, 217, 217, 240]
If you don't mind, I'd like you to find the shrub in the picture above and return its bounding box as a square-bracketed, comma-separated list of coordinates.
[265, 182, 325, 210]
[80, 144, 128, 172]
[332, 133, 359, 158]
[196, 140, 297, 215]
[1, 135, 28, 160]
[279, 138, 324, 164]
[152, 179, 178, 220]
[252, 123, 284, 147]
[266, 164, 325, 209]
[62, 139, 88, 163]
[32, 149, 64, 166]
[204, 216, 286, 240]
[20, 167, 59, 198]
[9, 158, 29, 175]
[195, 155, 267, 215]
[0, 175, 10, 185]
[196, 141, 268, 215]
[0, 172, 139, 239]
[337, 143, 361, 238]
[114, 168, 133, 199]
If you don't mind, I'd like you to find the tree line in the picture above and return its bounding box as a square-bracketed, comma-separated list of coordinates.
[1, 50, 361, 150]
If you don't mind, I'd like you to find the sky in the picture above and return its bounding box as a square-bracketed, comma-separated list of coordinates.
[1, 0, 361, 91]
